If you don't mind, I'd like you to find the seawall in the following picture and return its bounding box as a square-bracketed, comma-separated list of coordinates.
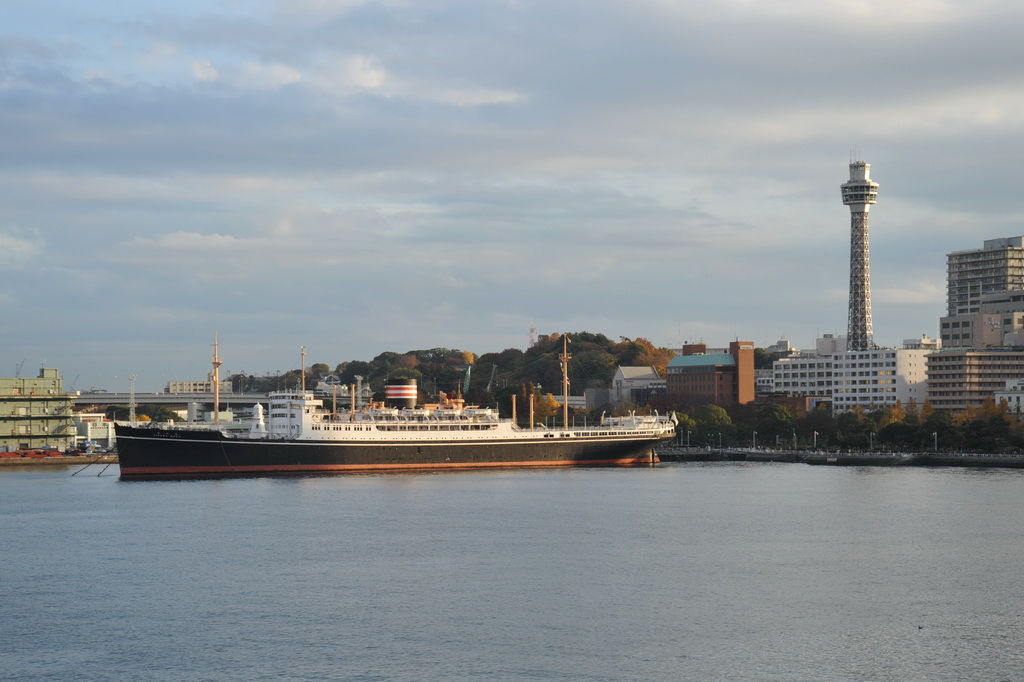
[656, 446, 1024, 469]
[0, 454, 118, 467]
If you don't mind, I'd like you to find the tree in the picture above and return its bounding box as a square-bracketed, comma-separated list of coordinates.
[755, 403, 796, 443]
[308, 363, 331, 384]
[536, 393, 561, 426]
[692, 404, 735, 445]
[337, 361, 371, 385]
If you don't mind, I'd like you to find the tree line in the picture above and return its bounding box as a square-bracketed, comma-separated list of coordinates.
[674, 399, 1024, 454]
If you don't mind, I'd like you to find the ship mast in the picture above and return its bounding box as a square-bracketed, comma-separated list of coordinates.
[300, 345, 306, 393]
[560, 334, 571, 429]
[211, 334, 222, 425]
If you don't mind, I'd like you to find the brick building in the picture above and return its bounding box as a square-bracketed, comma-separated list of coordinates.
[665, 341, 755, 408]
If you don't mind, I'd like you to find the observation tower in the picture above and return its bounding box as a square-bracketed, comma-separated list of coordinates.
[841, 160, 879, 351]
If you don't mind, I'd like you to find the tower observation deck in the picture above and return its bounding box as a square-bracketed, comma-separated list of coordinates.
[841, 160, 879, 351]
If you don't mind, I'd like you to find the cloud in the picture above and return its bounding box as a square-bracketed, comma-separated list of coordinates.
[140, 41, 179, 65]
[190, 59, 219, 82]
[237, 61, 303, 89]
[0, 227, 44, 264]
[4, 0, 1023, 389]
[875, 281, 946, 306]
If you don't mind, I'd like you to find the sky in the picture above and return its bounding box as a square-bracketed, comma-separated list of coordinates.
[3, 0, 1023, 392]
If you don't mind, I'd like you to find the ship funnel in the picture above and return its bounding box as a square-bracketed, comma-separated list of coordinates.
[385, 379, 417, 408]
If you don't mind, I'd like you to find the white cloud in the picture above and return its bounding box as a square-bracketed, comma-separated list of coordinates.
[274, 0, 376, 18]
[309, 54, 388, 93]
[191, 59, 219, 83]
[237, 61, 303, 89]
[433, 88, 525, 107]
[303, 52, 526, 106]
[126, 231, 259, 255]
[141, 41, 179, 64]
[0, 227, 44, 265]
[646, 0, 981, 26]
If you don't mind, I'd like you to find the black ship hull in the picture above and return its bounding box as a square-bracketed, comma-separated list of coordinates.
[115, 425, 669, 479]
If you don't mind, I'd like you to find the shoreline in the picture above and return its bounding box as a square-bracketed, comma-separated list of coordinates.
[657, 446, 1024, 469]
[0, 454, 118, 467]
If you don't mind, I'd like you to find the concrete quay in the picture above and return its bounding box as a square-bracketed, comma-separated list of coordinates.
[0, 454, 118, 467]
[656, 445, 1024, 469]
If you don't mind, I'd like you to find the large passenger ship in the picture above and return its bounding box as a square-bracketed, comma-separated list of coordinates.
[116, 338, 677, 479]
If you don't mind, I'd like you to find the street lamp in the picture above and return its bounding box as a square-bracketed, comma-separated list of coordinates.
[752, 430, 757, 449]
[718, 432, 722, 449]
[686, 430, 691, 447]
[813, 430, 819, 450]
[933, 431, 938, 451]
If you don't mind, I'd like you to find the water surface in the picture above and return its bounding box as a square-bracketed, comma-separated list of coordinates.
[3, 463, 1023, 680]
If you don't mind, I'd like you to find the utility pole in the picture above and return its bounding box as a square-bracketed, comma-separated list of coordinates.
[128, 375, 137, 426]
[211, 334, 222, 425]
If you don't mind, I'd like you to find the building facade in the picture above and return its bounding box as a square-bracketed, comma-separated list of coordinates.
[772, 356, 834, 398]
[165, 380, 233, 394]
[666, 341, 754, 407]
[610, 366, 665, 406]
[927, 349, 1024, 412]
[73, 412, 117, 449]
[831, 348, 931, 413]
[0, 368, 75, 451]
[939, 290, 1024, 349]
[994, 378, 1024, 417]
[946, 236, 1024, 317]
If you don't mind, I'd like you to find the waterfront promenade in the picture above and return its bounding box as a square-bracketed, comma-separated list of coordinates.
[656, 445, 1024, 468]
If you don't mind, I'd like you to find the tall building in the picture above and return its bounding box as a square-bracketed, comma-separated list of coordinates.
[841, 160, 879, 351]
[946, 236, 1024, 316]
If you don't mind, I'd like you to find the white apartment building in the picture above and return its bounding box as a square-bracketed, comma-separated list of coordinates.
[831, 347, 931, 413]
[772, 355, 834, 397]
[994, 378, 1024, 416]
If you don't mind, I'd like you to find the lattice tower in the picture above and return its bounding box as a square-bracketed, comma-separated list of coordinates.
[841, 161, 879, 351]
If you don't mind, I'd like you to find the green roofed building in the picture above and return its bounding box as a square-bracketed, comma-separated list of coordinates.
[0, 368, 75, 451]
[665, 342, 755, 408]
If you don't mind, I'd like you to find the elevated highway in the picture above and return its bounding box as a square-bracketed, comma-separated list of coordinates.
[74, 392, 274, 408]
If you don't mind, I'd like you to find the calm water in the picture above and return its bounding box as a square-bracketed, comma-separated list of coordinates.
[3, 463, 1024, 681]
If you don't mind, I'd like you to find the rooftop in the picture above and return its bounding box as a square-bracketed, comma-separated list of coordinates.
[667, 353, 736, 368]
